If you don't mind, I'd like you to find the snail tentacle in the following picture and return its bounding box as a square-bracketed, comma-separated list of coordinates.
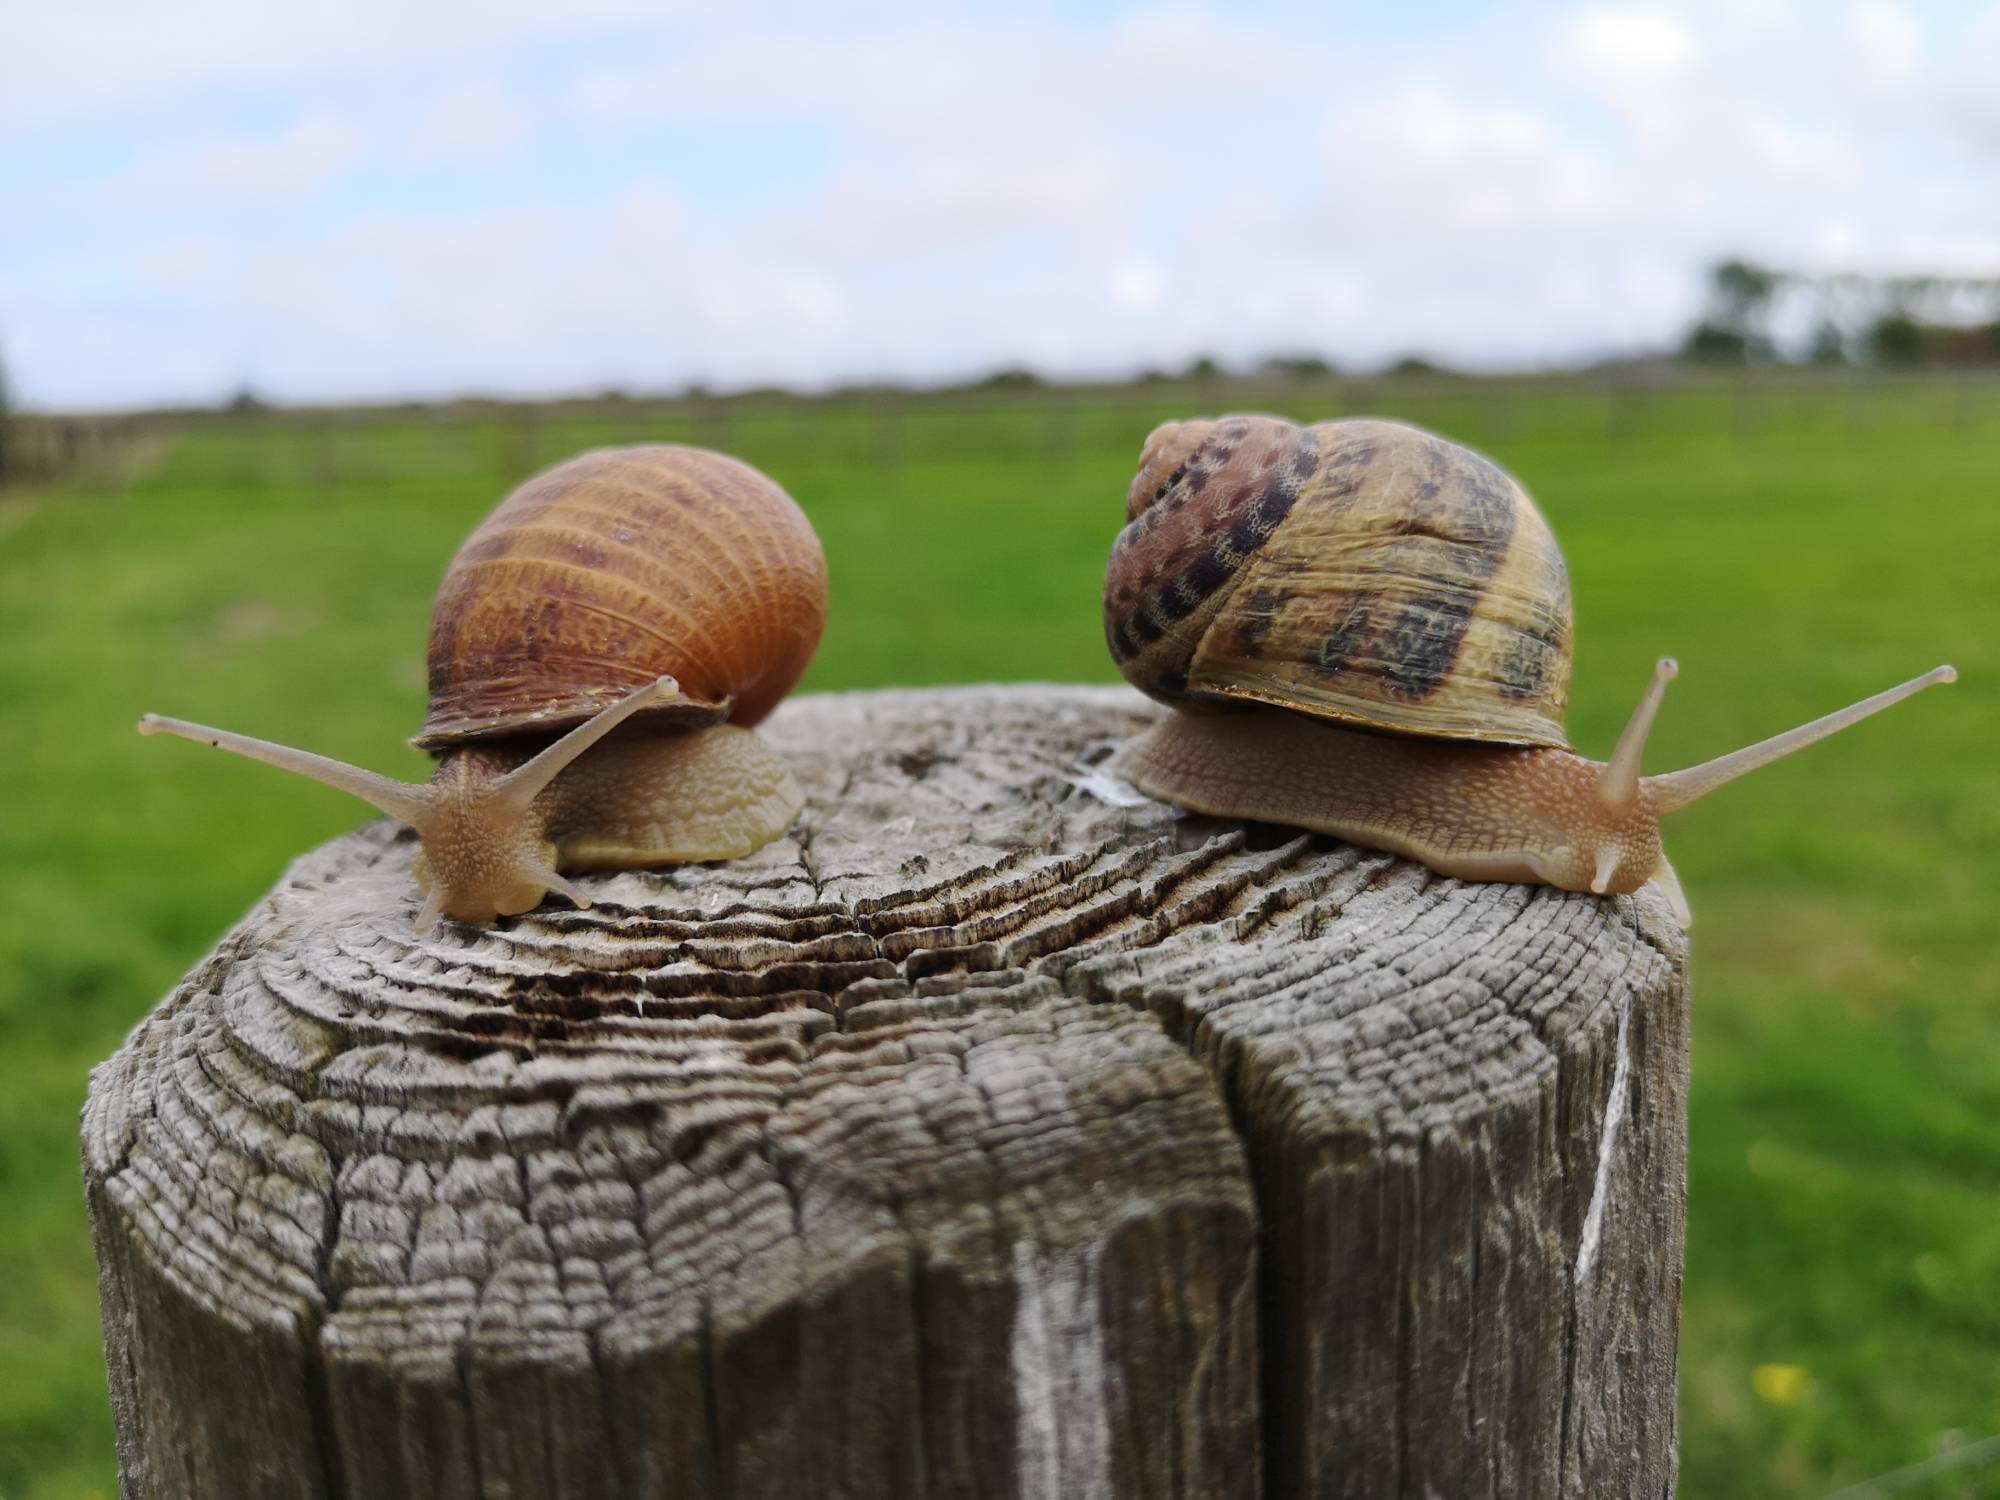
[136, 713, 437, 828]
[492, 676, 686, 810]
[1646, 665, 1956, 814]
[413, 885, 447, 936]
[1596, 658, 1678, 809]
[516, 861, 590, 912]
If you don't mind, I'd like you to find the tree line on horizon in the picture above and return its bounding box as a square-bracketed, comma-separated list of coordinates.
[1681, 258, 2000, 367]
[2, 255, 1997, 460]
[0, 346, 12, 484]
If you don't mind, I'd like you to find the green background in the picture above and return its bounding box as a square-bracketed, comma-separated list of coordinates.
[1, 376, 1994, 1497]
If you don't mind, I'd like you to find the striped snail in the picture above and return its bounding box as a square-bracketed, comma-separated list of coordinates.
[140, 445, 828, 932]
[1103, 415, 1954, 927]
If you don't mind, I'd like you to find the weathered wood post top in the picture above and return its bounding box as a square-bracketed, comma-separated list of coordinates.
[86, 686, 1689, 1499]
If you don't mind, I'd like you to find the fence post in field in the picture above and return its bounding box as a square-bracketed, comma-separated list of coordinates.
[870, 393, 905, 472]
[0, 354, 12, 486]
[305, 415, 338, 495]
[1607, 380, 1649, 442]
[1730, 378, 1761, 445]
[84, 686, 1689, 1500]
[1480, 384, 1514, 445]
[503, 405, 539, 481]
[1952, 375, 1978, 432]
[1847, 374, 1877, 433]
[428, 410, 467, 480]
[1039, 395, 1076, 466]
[695, 394, 732, 455]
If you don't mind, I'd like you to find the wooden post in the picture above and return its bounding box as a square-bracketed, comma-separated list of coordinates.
[85, 687, 1688, 1499]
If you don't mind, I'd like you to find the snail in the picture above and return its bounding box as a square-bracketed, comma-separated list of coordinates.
[1102, 414, 1954, 927]
[139, 444, 828, 932]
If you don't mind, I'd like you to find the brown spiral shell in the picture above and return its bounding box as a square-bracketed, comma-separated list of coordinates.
[414, 445, 828, 749]
[1103, 415, 1574, 747]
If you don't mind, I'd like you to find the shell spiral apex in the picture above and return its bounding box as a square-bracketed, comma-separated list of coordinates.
[418, 444, 829, 749]
[1104, 414, 1574, 747]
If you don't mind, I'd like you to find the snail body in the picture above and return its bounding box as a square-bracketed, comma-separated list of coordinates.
[141, 445, 828, 931]
[1104, 415, 1954, 926]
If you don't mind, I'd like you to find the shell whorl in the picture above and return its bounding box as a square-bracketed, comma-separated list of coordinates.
[416, 445, 828, 749]
[1103, 415, 1574, 747]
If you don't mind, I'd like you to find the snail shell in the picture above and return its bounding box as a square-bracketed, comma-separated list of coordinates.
[1103, 415, 1574, 746]
[1101, 412, 1957, 930]
[417, 444, 828, 749]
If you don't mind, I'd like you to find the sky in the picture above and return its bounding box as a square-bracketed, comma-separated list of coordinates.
[3, 0, 1997, 410]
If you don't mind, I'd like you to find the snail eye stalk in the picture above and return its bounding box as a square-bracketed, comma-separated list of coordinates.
[1646, 665, 1956, 814]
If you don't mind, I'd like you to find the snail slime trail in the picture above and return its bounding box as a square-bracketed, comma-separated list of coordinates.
[140, 445, 830, 931]
[1103, 415, 1955, 928]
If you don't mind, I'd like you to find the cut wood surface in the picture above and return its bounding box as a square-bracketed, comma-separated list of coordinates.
[84, 685, 1690, 1500]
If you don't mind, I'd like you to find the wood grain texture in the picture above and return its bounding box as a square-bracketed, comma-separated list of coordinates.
[85, 686, 1688, 1499]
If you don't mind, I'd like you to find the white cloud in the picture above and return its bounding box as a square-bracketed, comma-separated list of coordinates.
[1561, 6, 1698, 108]
[184, 118, 364, 200]
[0, 0, 701, 130]
[68, 117, 366, 207]
[1112, 262, 1164, 311]
[411, 83, 527, 160]
[1322, 84, 1629, 236]
[162, 188, 861, 398]
[771, 151, 1131, 267]
[1737, 116, 1855, 186]
[1846, 1, 1922, 91]
[571, 10, 1312, 142]
[131, 238, 226, 287]
[1946, 4, 2000, 149]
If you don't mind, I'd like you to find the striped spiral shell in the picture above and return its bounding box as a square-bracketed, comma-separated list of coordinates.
[415, 445, 828, 749]
[1103, 415, 1574, 747]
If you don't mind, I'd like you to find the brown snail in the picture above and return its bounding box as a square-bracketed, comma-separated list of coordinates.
[1103, 414, 1954, 927]
[140, 445, 828, 932]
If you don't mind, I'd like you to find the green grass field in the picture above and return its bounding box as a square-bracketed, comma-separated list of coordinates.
[1, 378, 1995, 1497]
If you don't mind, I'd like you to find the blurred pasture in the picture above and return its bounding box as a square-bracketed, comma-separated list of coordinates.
[0, 373, 1995, 1497]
